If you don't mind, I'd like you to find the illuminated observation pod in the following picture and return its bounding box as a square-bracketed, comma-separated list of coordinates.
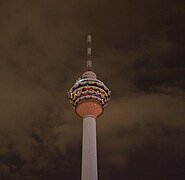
[68, 72, 111, 118]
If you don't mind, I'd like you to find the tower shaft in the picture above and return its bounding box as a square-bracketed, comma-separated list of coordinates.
[81, 115, 98, 180]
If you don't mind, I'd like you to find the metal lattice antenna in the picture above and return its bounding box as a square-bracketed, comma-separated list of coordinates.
[87, 35, 92, 71]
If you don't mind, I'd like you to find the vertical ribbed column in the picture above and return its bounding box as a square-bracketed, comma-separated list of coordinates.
[81, 115, 98, 180]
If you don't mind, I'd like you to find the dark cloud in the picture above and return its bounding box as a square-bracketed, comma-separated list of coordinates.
[0, 0, 185, 179]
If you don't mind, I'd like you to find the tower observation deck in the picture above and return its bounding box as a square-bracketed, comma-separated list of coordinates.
[68, 35, 111, 180]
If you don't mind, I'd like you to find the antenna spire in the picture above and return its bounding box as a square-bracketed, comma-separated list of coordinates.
[87, 35, 92, 70]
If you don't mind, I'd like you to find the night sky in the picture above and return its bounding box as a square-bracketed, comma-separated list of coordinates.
[0, 0, 185, 179]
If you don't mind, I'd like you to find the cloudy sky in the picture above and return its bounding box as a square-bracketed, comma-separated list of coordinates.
[0, 0, 185, 179]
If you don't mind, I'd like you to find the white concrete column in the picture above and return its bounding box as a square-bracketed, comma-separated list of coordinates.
[81, 115, 98, 180]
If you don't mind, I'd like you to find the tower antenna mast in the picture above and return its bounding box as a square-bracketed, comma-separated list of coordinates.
[87, 35, 92, 70]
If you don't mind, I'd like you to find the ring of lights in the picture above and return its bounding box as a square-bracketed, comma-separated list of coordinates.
[68, 78, 111, 108]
